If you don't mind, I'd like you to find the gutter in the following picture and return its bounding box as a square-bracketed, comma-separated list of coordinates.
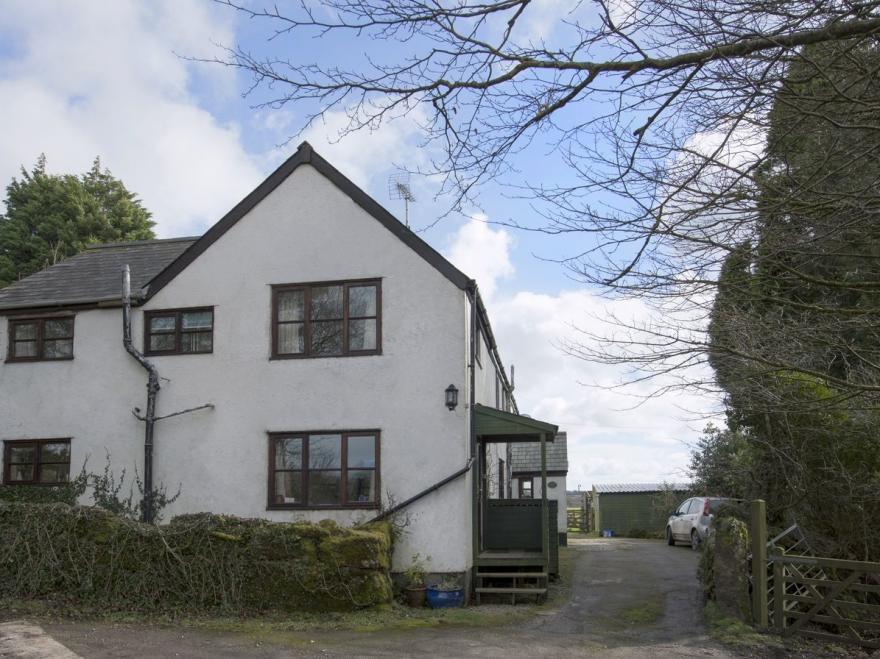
[122, 265, 159, 524]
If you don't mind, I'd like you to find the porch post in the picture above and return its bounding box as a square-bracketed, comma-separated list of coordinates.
[540, 432, 549, 566]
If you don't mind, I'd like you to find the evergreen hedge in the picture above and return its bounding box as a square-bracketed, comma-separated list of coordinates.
[0, 502, 392, 613]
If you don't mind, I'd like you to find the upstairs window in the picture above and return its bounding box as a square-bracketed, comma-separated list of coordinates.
[519, 477, 534, 499]
[272, 280, 381, 358]
[7, 317, 74, 362]
[268, 431, 379, 508]
[144, 308, 214, 355]
[3, 439, 71, 485]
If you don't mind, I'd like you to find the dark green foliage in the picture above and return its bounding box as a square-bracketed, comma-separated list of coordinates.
[688, 425, 751, 499]
[0, 503, 393, 614]
[705, 40, 880, 561]
[0, 156, 155, 287]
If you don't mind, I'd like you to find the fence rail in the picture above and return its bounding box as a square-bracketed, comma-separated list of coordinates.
[770, 553, 880, 649]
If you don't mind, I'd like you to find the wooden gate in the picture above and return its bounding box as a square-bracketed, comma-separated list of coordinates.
[770, 550, 880, 648]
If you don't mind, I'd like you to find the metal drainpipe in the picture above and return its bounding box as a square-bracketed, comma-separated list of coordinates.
[122, 265, 159, 524]
[467, 281, 479, 567]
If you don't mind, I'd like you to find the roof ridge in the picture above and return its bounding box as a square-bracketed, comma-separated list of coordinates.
[87, 236, 200, 250]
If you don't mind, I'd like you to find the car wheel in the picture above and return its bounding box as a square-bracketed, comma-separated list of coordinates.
[666, 526, 675, 546]
[690, 529, 701, 551]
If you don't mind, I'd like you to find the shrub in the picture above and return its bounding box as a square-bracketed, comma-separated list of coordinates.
[0, 502, 392, 614]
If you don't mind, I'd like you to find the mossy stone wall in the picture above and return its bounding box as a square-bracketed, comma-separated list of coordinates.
[0, 502, 392, 613]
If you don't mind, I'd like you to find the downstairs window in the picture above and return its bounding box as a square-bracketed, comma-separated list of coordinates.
[269, 431, 379, 508]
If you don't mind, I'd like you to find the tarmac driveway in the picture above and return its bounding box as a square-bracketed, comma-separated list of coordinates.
[10, 538, 738, 658]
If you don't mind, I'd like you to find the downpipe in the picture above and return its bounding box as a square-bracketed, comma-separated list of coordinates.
[122, 264, 159, 524]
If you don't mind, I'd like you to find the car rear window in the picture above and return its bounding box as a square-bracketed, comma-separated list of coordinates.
[708, 500, 729, 514]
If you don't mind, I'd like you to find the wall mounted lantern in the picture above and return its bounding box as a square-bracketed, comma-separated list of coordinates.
[445, 384, 459, 411]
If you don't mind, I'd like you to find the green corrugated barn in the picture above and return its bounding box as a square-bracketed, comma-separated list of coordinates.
[591, 483, 689, 537]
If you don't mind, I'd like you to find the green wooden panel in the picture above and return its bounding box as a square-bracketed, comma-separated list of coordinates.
[597, 493, 670, 536]
[484, 500, 543, 550]
[549, 500, 559, 576]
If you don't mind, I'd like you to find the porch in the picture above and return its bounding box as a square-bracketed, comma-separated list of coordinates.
[472, 404, 559, 603]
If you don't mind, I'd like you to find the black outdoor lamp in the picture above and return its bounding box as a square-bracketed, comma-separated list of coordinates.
[445, 384, 459, 411]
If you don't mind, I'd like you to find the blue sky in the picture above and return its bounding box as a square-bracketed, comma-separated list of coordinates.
[0, 1, 721, 490]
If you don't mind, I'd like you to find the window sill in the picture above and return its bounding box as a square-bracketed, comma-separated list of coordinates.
[144, 350, 214, 357]
[267, 503, 380, 511]
[269, 351, 382, 361]
[5, 356, 74, 364]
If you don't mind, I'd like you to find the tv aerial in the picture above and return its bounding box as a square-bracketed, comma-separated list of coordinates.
[388, 172, 416, 227]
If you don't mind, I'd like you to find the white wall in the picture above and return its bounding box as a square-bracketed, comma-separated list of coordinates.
[513, 474, 568, 534]
[0, 163, 473, 573]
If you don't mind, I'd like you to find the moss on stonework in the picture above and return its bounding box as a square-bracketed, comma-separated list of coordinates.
[0, 502, 393, 614]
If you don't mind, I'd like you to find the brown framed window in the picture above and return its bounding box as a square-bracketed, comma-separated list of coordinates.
[268, 431, 379, 508]
[519, 477, 534, 499]
[272, 279, 381, 358]
[144, 307, 214, 355]
[7, 317, 74, 362]
[3, 439, 71, 485]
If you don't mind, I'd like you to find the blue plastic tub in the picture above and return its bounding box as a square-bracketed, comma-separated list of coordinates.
[426, 586, 464, 608]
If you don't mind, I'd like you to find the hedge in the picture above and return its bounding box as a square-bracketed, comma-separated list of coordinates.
[0, 502, 393, 613]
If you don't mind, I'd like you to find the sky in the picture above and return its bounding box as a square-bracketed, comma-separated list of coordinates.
[0, 0, 722, 490]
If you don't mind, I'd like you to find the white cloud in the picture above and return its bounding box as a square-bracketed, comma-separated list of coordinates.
[444, 219, 722, 490]
[0, 1, 267, 237]
[445, 216, 515, 299]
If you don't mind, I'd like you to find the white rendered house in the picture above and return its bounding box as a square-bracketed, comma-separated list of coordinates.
[0, 143, 558, 593]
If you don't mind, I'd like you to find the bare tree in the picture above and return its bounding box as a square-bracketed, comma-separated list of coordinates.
[203, 0, 880, 407]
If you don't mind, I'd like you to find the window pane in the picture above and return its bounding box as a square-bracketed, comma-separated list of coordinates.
[181, 311, 213, 330]
[348, 435, 376, 468]
[277, 322, 305, 354]
[348, 319, 377, 351]
[310, 286, 343, 320]
[181, 331, 212, 353]
[277, 290, 305, 322]
[9, 464, 34, 482]
[43, 339, 73, 358]
[150, 334, 176, 351]
[44, 319, 73, 338]
[41, 442, 70, 462]
[13, 323, 36, 340]
[274, 471, 303, 505]
[275, 437, 302, 469]
[9, 445, 35, 463]
[13, 341, 37, 358]
[309, 435, 341, 469]
[347, 470, 376, 503]
[348, 285, 377, 317]
[39, 464, 69, 483]
[310, 320, 343, 355]
[150, 316, 176, 332]
[308, 470, 341, 504]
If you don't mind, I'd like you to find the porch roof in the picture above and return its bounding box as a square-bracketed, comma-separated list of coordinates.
[474, 404, 558, 442]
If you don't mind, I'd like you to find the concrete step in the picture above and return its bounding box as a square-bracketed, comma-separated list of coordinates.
[476, 572, 547, 578]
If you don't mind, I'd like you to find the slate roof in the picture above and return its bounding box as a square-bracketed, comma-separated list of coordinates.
[0, 237, 197, 311]
[593, 482, 690, 494]
[510, 432, 568, 473]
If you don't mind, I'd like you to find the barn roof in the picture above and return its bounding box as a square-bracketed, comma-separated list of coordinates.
[593, 482, 690, 494]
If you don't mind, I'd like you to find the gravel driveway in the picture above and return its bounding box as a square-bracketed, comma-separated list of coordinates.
[10, 538, 741, 658]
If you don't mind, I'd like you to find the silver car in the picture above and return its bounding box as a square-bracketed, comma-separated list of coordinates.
[666, 497, 733, 550]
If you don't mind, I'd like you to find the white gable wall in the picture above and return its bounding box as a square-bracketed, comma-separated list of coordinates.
[0, 163, 473, 573]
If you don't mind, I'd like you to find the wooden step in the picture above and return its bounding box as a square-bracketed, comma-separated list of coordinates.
[477, 572, 547, 578]
[475, 587, 548, 594]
